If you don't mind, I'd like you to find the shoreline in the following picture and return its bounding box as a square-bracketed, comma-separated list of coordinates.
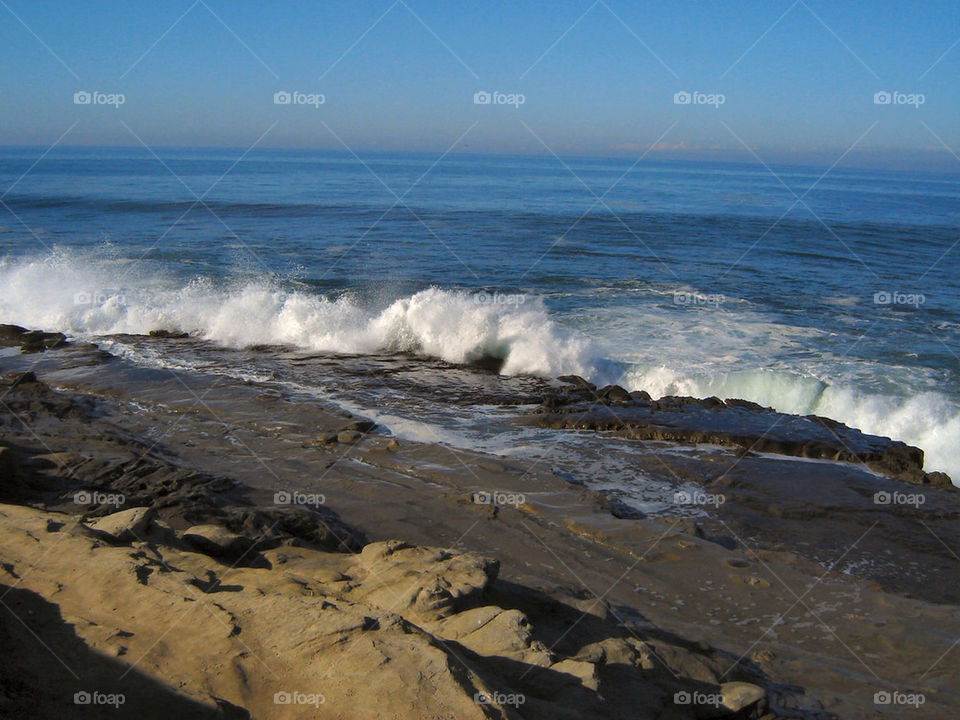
[1, 328, 959, 718]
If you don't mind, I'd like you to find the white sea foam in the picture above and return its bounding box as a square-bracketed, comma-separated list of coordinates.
[1, 250, 956, 482]
[0, 250, 596, 378]
[617, 364, 960, 482]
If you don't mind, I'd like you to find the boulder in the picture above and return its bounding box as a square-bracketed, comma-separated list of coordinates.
[720, 681, 765, 711]
[344, 419, 377, 433]
[557, 375, 596, 391]
[86, 507, 153, 542]
[19, 330, 66, 353]
[355, 541, 499, 620]
[0, 324, 27, 346]
[598, 385, 631, 403]
[337, 430, 363, 444]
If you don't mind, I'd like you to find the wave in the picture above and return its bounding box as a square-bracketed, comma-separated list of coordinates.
[1, 249, 956, 482]
[0, 250, 596, 378]
[617, 364, 960, 483]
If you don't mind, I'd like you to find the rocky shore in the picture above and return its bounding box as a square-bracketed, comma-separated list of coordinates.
[1, 326, 959, 718]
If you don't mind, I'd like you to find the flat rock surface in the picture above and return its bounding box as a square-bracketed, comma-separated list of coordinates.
[1, 342, 958, 718]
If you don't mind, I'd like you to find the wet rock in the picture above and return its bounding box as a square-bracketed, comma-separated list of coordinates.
[610, 500, 647, 520]
[527, 393, 950, 487]
[725, 398, 770, 412]
[19, 331, 66, 353]
[598, 385, 631, 403]
[557, 375, 596, 391]
[9, 371, 38, 389]
[344, 419, 377, 433]
[469, 354, 505, 374]
[0, 324, 27, 346]
[541, 393, 562, 409]
[149, 329, 190, 339]
[86, 507, 153, 543]
[337, 430, 363, 444]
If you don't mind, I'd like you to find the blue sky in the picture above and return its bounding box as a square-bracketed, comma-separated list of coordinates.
[1, 0, 958, 170]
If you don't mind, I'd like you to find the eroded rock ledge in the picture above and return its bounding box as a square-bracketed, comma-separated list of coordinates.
[526, 377, 952, 488]
[0, 505, 777, 719]
[0, 371, 778, 719]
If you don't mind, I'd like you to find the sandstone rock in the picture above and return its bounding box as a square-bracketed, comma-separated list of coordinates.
[721, 681, 765, 711]
[86, 507, 153, 542]
[337, 430, 363, 443]
[183, 524, 255, 560]
[355, 541, 498, 620]
[551, 658, 600, 690]
[441, 607, 537, 656]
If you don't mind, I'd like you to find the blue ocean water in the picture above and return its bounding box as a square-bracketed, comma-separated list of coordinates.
[0, 147, 958, 477]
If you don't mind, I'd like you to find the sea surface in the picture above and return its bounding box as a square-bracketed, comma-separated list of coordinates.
[1, 147, 958, 481]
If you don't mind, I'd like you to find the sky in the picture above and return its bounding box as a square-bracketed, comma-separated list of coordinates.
[1, 0, 959, 171]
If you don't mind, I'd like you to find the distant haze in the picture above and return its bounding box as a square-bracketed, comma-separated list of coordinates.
[1, 0, 959, 172]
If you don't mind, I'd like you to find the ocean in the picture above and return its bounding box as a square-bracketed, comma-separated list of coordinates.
[1, 146, 958, 481]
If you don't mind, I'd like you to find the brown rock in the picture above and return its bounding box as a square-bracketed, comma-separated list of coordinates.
[721, 681, 765, 711]
[86, 507, 153, 542]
